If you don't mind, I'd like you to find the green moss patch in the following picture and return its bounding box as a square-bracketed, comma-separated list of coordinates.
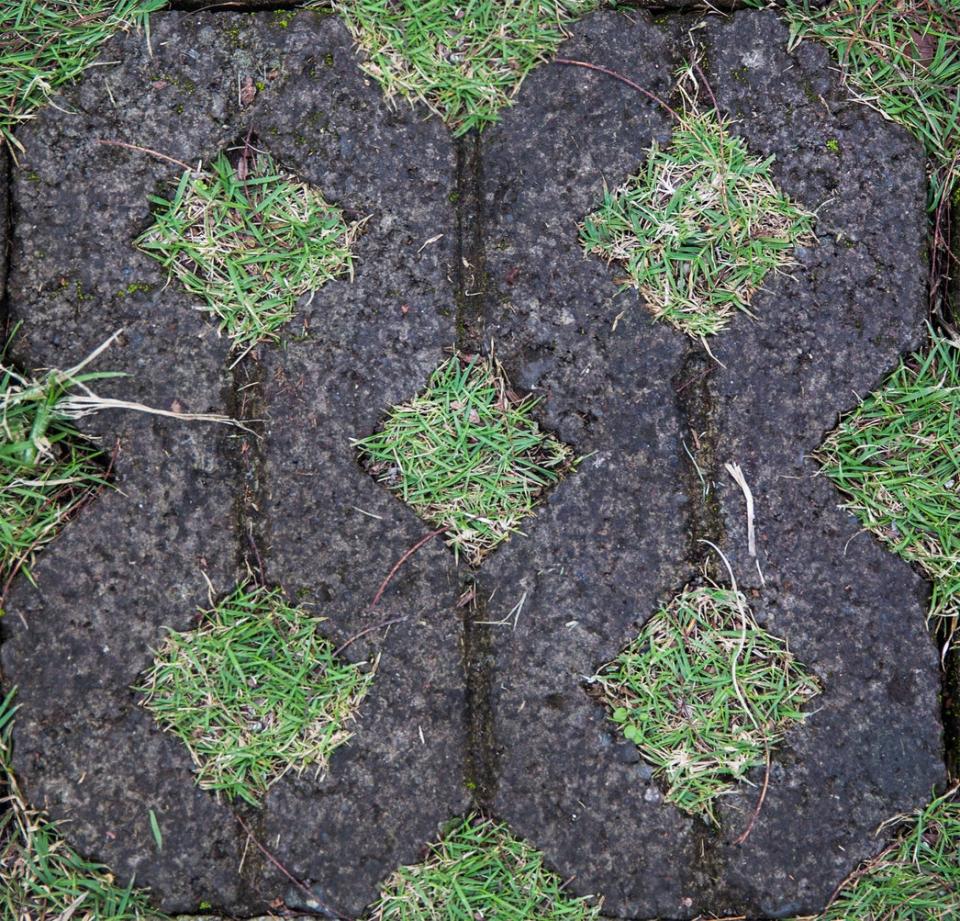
[589, 585, 820, 823]
[138, 583, 375, 806]
[137, 147, 360, 351]
[0, 0, 162, 151]
[0, 691, 162, 921]
[327, 0, 600, 135]
[371, 814, 601, 920]
[818, 334, 960, 640]
[354, 353, 575, 564]
[580, 106, 814, 339]
[819, 785, 960, 920]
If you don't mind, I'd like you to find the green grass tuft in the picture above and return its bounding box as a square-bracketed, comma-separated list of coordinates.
[371, 814, 602, 920]
[818, 333, 960, 641]
[580, 105, 815, 339]
[137, 147, 360, 351]
[326, 0, 601, 135]
[138, 583, 375, 806]
[818, 785, 960, 920]
[0, 344, 108, 600]
[0, 689, 162, 920]
[354, 353, 575, 565]
[783, 1, 959, 175]
[589, 585, 820, 824]
[0, 0, 163, 152]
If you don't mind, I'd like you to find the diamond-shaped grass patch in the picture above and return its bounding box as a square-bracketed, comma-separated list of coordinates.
[371, 814, 602, 920]
[818, 333, 960, 642]
[579, 105, 815, 339]
[137, 143, 360, 352]
[353, 353, 576, 565]
[589, 585, 820, 823]
[138, 583, 374, 806]
[327, 0, 600, 135]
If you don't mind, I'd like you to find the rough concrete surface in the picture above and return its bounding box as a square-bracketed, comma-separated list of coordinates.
[0, 5, 946, 920]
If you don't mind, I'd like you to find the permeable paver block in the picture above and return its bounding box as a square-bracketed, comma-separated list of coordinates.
[478, 9, 942, 920]
[0, 7, 944, 920]
[1, 12, 464, 917]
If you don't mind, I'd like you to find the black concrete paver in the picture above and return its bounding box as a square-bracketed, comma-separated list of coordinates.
[253, 20, 467, 916]
[1, 12, 465, 916]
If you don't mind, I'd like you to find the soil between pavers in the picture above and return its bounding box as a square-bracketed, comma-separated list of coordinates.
[0, 5, 947, 919]
[477, 9, 944, 919]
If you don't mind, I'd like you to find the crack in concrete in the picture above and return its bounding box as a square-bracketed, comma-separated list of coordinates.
[943, 647, 960, 779]
[228, 356, 271, 587]
[673, 345, 723, 575]
[0, 147, 12, 339]
[453, 132, 486, 355]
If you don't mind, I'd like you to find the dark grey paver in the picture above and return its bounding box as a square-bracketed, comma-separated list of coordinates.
[1, 11, 464, 916]
[0, 5, 947, 919]
[251, 21, 466, 917]
[1, 12, 245, 910]
[476, 9, 944, 919]
[0, 148, 8, 316]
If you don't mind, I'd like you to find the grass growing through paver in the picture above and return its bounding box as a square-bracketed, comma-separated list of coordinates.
[0, 0, 163, 152]
[327, 0, 600, 135]
[137, 145, 360, 352]
[138, 583, 375, 806]
[589, 585, 820, 824]
[354, 353, 575, 564]
[580, 95, 815, 339]
[370, 814, 601, 920]
[0, 330, 238, 599]
[0, 340, 108, 598]
[772, 1, 959, 187]
[818, 333, 960, 642]
[815, 784, 960, 920]
[0, 690, 162, 920]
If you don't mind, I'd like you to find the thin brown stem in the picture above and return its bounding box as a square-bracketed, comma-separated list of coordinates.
[369, 528, 444, 608]
[733, 747, 771, 846]
[96, 138, 193, 172]
[333, 616, 407, 658]
[234, 813, 350, 920]
[553, 58, 680, 121]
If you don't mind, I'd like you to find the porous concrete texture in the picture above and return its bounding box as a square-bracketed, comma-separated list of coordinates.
[0, 5, 947, 920]
[251, 19, 466, 917]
